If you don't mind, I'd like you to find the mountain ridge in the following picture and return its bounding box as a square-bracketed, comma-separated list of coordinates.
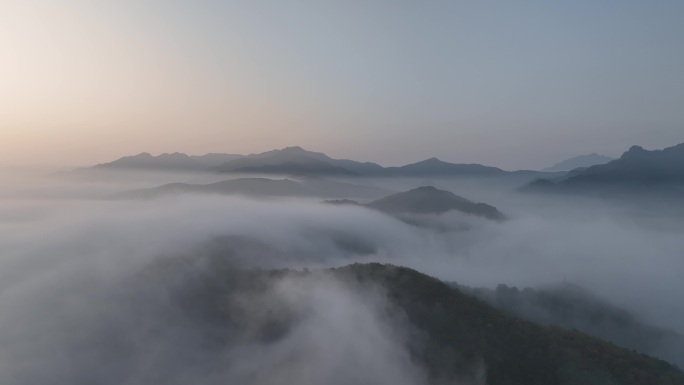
[521, 142, 684, 198]
[325, 186, 506, 222]
[117, 177, 390, 200]
[90, 147, 550, 178]
[138, 258, 684, 385]
[543, 153, 614, 172]
[460, 281, 684, 367]
[94, 152, 242, 171]
[367, 186, 506, 221]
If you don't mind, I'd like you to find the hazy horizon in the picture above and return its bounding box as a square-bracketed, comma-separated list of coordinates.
[0, 145, 632, 171]
[0, 141, 678, 172]
[2, 1, 684, 170]
[0, 144, 657, 172]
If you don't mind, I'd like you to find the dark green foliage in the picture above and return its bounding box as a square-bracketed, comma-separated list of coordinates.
[138, 258, 684, 385]
[330, 263, 684, 385]
[461, 282, 684, 367]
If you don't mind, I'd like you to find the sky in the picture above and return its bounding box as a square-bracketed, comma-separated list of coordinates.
[1, 0, 683, 170]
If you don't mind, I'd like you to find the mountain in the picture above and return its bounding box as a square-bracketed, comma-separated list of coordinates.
[95, 152, 200, 171]
[91, 147, 559, 180]
[211, 147, 526, 178]
[119, 178, 306, 199]
[386, 157, 507, 177]
[135, 259, 684, 385]
[213, 146, 383, 176]
[246, 146, 387, 175]
[118, 177, 390, 200]
[575, 143, 684, 182]
[94, 152, 242, 171]
[366, 186, 506, 221]
[521, 143, 684, 197]
[190, 153, 244, 168]
[213, 151, 357, 176]
[543, 153, 614, 172]
[340, 264, 684, 384]
[92, 147, 381, 176]
[461, 282, 684, 367]
[325, 186, 506, 222]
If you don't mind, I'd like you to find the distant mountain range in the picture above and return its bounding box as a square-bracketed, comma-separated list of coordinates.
[326, 186, 506, 222]
[223, 146, 389, 175]
[121, 180, 505, 222]
[543, 153, 614, 172]
[94, 152, 243, 171]
[93, 143, 684, 195]
[92, 146, 548, 178]
[117, 177, 390, 200]
[523, 143, 684, 198]
[212, 147, 361, 176]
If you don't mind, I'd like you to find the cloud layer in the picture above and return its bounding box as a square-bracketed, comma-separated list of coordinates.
[1, 172, 683, 382]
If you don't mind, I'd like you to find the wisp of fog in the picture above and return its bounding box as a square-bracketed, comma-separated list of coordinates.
[1, 171, 683, 383]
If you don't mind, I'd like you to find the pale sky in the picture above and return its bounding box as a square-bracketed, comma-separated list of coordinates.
[1, 0, 683, 170]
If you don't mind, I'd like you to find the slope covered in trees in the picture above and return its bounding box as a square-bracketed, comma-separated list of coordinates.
[136, 258, 684, 385]
[460, 282, 684, 367]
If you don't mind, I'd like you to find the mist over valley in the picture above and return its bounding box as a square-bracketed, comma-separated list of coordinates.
[2, 142, 684, 384]
[3, 1, 684, 382]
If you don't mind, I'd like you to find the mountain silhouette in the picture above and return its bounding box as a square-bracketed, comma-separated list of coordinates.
[91, 146, 552, 178]
[118, 177, 389, 200]
[213, 146, 387, 176]
[367, 186, 506, 221]
[190, 153, 245, 168]
[575, 143, 684, 182]
[326, 186, 506, 221]
[213, 150, 356, 176]
[217, 149, 515, 178]
[95, 152, 242, 171]
[522, 143, 684, 198]
[543, 153, 613, 172]
[386, 157, 507, 177]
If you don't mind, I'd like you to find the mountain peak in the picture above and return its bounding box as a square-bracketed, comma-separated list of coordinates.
[422, 157, 443, 163]
[158, 152, 190, 158]
[528, 142, 684, 197]
[412, 185, 439, 192]
[366, 186, 505, 221]
[280, 146, 307, 153]
[620, 145, 648, 160]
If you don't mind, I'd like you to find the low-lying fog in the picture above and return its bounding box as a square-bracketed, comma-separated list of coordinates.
[1, 169, 682, 383]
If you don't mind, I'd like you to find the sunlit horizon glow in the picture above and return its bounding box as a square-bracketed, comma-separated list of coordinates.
[2, 1, 683, 169]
